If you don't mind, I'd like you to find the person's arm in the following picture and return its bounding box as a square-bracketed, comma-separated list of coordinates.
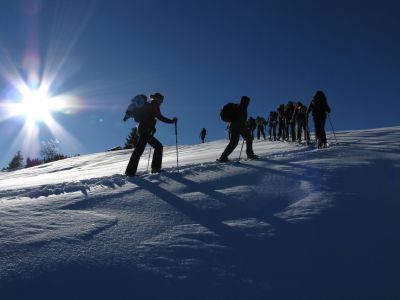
[306, 101, 313, 118]
[155, 105, 176, 124]
[291, 109, 297, 123]
[326, 103, 331, 114]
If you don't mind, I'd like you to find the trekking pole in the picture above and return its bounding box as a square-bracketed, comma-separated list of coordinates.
[305, 120, 310, 145]
[175, 120, 179, 172]
[238, 139, 245, 161]
[146, 148, 152, 172]
[328, 114, 338, 144]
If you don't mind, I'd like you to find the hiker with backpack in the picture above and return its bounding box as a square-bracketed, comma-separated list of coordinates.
[277, 104, 285, 141]
[200, 128, 207, 143]
[284, 101, 296, 142]
[255, 116, 267, 140]
[267, 111, 278, 141]
[123, 93, 177, 176]
[217, 96, 258, 162]
[291, 101, 310, 143]
[307, 90, 331, 148]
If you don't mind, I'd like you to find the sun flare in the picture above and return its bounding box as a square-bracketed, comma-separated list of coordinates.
[6, 86, 70, 128]
[19, 89, 53, 123]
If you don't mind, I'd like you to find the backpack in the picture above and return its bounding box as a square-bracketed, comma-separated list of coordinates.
[220, 103, 239, 122]
[298, 105, 307, 116]
[125, 94, 150, 123]
[269, 111, 278, 123]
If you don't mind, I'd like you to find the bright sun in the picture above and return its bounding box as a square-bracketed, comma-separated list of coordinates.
[11, 88, 62, 125]
[22, 90, 52, 122]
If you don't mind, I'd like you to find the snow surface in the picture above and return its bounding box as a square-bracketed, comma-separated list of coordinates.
[1, 127, 400, 299]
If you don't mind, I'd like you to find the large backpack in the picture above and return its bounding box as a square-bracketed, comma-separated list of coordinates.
[298, 105, 307, 116]
[220, 103, 239, 122]
[125, 94, 150, 123]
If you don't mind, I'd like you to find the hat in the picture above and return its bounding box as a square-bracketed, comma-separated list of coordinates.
[240, 96, 250, 104]
[150, 92, 164, 100]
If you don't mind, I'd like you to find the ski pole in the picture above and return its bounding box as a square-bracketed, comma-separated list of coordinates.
[328, 114, 338, 144]
[146, 148, 152, 172]
[238, 139, 245, 161]
[175, 120, 179, 172]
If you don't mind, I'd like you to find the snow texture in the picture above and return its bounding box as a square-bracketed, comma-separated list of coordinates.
[1, 127, 399, 299]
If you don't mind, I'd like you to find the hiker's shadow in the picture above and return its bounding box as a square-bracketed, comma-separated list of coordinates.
[132, 176, 262, 249]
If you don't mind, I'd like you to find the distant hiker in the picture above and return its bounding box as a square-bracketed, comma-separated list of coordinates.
[218, 96, 258, 162]
[291, 101, 310, 143]
[255, 116, 267, 140]
[277, 104, 285, 140]
[284, 101, 296, 142]
[247, 117, 256, 140]
[307, 90, 331, 148]
[200, 128, 207, 143]
[267, 111, 278, 141]
[123, 93, 177, 176]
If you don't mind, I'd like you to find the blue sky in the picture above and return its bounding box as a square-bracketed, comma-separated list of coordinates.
[1, 0, 399, 168]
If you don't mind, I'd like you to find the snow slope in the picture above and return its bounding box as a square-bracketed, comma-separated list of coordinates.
[1, 127, 400, 299]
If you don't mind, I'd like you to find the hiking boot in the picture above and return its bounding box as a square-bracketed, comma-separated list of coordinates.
[216, 156, 229, 163]
[151, 168, 163, 174]
[247, 154, 259, 160]
[125, 171, 136, 177]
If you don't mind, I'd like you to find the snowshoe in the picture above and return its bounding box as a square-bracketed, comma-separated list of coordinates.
[216, 156, 229, 163]
[247, 154, 259, 160]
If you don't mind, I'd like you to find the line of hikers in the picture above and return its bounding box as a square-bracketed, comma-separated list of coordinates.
[122, 91, 331, 176]
[243, 95, 331, 147]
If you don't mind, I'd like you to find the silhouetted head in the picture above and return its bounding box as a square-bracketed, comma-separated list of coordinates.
[297, 101, 303, 106]
[240, 96, 250, 105]
[150, 92, 164, 104]
[314, 90, 326, 101]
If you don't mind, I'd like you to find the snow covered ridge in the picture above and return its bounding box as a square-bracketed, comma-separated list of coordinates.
[1, 127, 400, 299]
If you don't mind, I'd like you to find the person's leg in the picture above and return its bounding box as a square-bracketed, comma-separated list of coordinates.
[314, 117, 324, 147]
[220, 124, 240, 160]
[320, 117, 328, 144]
[125, 134, 147, 176]
[239, 126, 257, 158]
[279, 119, 284, 140]
[291, 122, 296, 142]
[147, 135, 163, 172]
[273, 124, 277, 140]
[284, 120, 289, 141]
[296, 120, 302, 141]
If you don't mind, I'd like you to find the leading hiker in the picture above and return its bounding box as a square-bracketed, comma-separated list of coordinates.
[218, 96, 258, 162]
[307, 90, 331, 148]
[123, 92, 177, 176]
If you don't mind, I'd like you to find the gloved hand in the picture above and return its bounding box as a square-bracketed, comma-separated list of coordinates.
[173, 117, 178, 123]
[123, 116, 127, 122]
